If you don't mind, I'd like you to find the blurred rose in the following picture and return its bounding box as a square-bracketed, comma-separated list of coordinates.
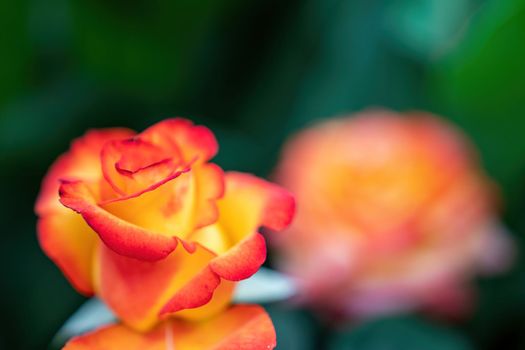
[63, 305, 276, 350]
[35, 118, 294, 331]
[274, 109, 513, 318]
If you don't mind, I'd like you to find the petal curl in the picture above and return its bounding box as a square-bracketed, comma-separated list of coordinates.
[210, 233, 267, 281]
[191, 172, 294, 280]
[96, 242, 232, 331]
[59, 180, 178, 261]
[218, 172, 295, 243]
[101, 163, 222, 243]
[141, 118, 218, 163]
[35, 128, 134, 295]
[36, 128, 134, 216]
[170, 278, 236, 321]
[100, 170, 193, 238]
[158, 266, 220, 315]
[63, 305, 276, 350]
[101, 138, 185, 196]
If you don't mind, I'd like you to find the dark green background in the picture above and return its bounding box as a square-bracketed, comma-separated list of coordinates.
[1, 0, 524, 349]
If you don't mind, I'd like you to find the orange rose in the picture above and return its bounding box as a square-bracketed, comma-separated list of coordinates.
[274, 110, 512, 318]
[63, 305, 275, 350]
[35, 119, 294, 330]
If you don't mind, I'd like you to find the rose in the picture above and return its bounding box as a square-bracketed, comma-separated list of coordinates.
[274, 109, 513, 317]
[35, 118, 294, 330]
[63, 305, 276, 350]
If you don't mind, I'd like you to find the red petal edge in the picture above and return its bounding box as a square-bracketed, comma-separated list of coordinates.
[210, 232, 267, 281]
[159, 265, 221, 315]
[59, 180, 178, 261]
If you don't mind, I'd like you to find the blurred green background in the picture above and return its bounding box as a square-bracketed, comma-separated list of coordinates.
[1, 0, 524, 349]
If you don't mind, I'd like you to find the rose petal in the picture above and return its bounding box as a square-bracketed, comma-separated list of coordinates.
[210, 233, 267, 281]
[63, 305, 276, 350]
[217, 172, 295, 244]
[96, 242, 226, 331]
[35, 128, 134, 295]
[59, 180, 178, 261]
[100, 170, 193, 237]
[140, 118, 218, 163]
[38, 211, 97, 295]
[159, 264, 236, 321]
[158, 266, 220, 315]
[193, 163, 224, 229]
[190, 172, 293, 280]
[101, 138, 184, 196]
[101, 162, 222, 241]
[35, 128, 134, 216]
